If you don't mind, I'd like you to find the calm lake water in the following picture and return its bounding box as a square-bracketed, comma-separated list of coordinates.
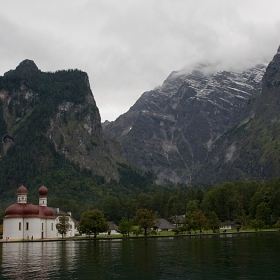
[1, 232, 280, 279]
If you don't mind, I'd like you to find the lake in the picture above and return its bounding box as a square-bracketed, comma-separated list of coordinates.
[1, 232, 280, 279]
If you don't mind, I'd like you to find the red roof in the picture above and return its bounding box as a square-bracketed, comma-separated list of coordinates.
[17, 185, 28, 194]
[5, 203, 54, 219]
[39, 185, 48, 196]
[23, 204, 39, 216]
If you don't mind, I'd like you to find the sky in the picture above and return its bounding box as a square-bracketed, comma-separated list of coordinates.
[1, 1, 280, 122]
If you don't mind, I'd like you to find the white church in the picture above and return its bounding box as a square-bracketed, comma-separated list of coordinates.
[3, 184, 78, 240]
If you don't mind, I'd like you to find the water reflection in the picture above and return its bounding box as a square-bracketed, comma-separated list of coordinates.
[1, 241, 77, 280]
[1, 233, 280, 279]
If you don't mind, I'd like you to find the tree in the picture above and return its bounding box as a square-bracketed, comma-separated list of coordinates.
[101, 196, 122, 223]
[133, 209, 156, 236]
[136, 193, 152, 210]
[256, 202, 272, 227]
[150, 192, 169, 218]
[120, 197, 137, 220]
[192, 210, 208, 233]
[184, 212, 194, 233]
[0, 224, 3, 237]
[234, 208, 249, 230]
[273, 220, 280, 230]
[56, 215, 70, 238]
[167, 195, 185, 217]
[186, 200, 199, 213]
[250, 219, 265, 231]
[0, 209, 4, 224]
[202, 183, 238, 221]
[118, 218, 133, 237]
[79, 209, 108, 238]
[206, 211, 220, 233]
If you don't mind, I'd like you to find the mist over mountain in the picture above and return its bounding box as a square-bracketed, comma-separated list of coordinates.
[195, 45, 280, 184]
[103, 62, 267, 184]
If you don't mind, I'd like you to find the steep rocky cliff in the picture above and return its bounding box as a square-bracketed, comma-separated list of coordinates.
[0, 60, 126, 185]
[103, 63, 266, 184]
[196, 46, 280, 184]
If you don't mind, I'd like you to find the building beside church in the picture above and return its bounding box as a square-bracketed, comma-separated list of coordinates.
[3, 184, 77, 240]
[51, 207, 78, 238]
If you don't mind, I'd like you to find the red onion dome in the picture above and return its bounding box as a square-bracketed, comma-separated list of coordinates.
[5, 203, 24, 217]
[42, 207, 54, 218]
[23, 204, 39, 216]
[39, 185, 48, 196]
[17, 185, 27, 194]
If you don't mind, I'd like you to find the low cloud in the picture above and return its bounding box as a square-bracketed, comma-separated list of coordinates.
[0, 0, 279, 121]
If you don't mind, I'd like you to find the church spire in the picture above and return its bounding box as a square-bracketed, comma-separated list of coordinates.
[17, 184, 28, 204]
[39, 185, 48, 206]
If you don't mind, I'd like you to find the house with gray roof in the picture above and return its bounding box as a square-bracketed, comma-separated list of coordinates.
[170, 215, 185, 227]
[220, 221, 236, 231]
[99, 221, 119, 235]
[153, 218, 176, 231]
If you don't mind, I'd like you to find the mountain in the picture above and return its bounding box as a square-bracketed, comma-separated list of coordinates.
[0, 60, 127, 189]
[195, 46, 280, 184]
[103, 63, 266, 184]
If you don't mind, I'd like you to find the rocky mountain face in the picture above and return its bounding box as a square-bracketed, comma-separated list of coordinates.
[0, 60, 126, 184]
[103, 63, 266, 184]
[195, 46, 280, 184]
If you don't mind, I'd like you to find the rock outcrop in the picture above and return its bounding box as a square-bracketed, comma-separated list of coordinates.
[195, 46, 280, 184]
[103, 63, 266, 184]
[0, 60, 126, 183]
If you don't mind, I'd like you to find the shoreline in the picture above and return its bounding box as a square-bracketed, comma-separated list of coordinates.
[1, 229, 279, 243]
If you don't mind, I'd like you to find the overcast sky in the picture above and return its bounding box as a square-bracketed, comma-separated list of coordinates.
[1, 1, 280, 121]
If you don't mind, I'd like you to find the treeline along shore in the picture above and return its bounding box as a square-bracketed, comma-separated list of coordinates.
[2, 177, 280, 239]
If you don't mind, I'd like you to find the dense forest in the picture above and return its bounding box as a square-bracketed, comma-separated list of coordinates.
[2, 167, 280, 230]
